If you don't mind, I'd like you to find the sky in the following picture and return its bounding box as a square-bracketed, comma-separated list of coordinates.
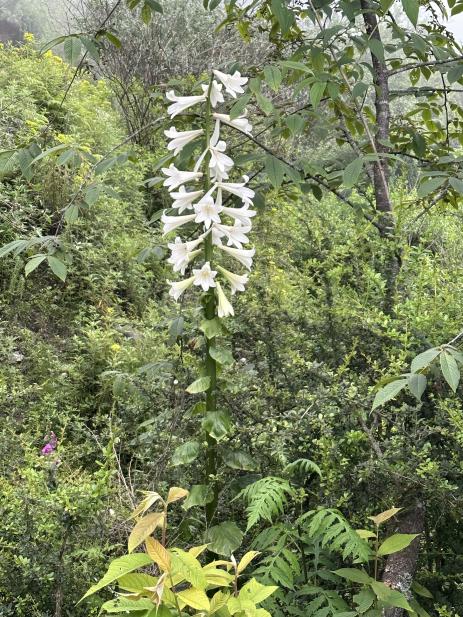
[448, 13, 463, 40]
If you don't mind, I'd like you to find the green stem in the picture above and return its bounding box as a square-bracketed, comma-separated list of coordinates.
[203, 78, 219, 525]
[374, 525, 379, 580]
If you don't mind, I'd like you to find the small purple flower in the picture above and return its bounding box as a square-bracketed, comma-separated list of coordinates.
[41, 431, 57, 456]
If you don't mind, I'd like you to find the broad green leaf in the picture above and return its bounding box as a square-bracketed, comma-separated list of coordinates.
[200, 318, 223, 339]
[377, 533, 419, 556]
[333, 568, 372, 584]
[372, 379, 407, 410]
[172, 441, 200, 466]
[310, 82, 326, 109]
[223, 449, 257, 471]
[186, 376, 211, 394]
[145, 0, 163, 12]
[205, 521, 244, 556]
[202, 411, 231, 440]
[81, 553, 153, 600]
[255, 92, 273, 115]
[353, 588, 376, 613]
[417, 177, 445, 198]
[411, 348, 440, 373]
[229, 93, 252, 120]
[239, 579, 278, 603]
[343, 158, 363, 189]
[371, 580, 412, 610]
[101, 597, 154, 613]
[449, 177, 463, 194]
[171, 549, 207, 589]
[285, 114, 304, 135]
[368, 38, 384, 61]
[210, 591, 231, 614]
[270, 0, 295, 35]
[64, 36, 82, 65]
[183, 484, 214, 509]
[25, 254, 46, 277]
[169, 315, 184, 343]
[408, 373, 426, 400]
[440, 350, 460, 392]
[128, 511, 164, 553]
[411, 581, 433, 599]
[368, 507, 401, 526]
[264, 66, 282, 92]
[280, 60, 311, 73]
[47, 256, 67, 282]
[402, 0, 419, 26]
[64, 203, 79, 224]
[118, 572, 157, 592]
[265, 155, 285, 188]
[209, 345, 234, 365]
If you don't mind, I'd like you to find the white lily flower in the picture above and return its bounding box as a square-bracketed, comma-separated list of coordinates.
[193, 261, 217, 291]
[218, 244, 255, 270]
[168, 276, 195, 301]
[213, 69, 248, 98]
[217, 177, 254, 205]
[217, 265, 248, 294]
[170, 186, 203, 213]
[165, 127, 204, 156]
[216, 281, 235, 318]
[202, 80, 224, 108]
[221, 204, 257, 226]
[162, 164, 203, 191]
[168, 236, 204, 273]
[213, 112, 252, 134]
[161, 212, 196, 235]
[194, 194, 222, 229]
[166, 90, 207, 118]
[209, 140, 234, 179]
[214, 222, 251, 248]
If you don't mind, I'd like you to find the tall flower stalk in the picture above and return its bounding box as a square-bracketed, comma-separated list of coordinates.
[161, 70, 255, 522]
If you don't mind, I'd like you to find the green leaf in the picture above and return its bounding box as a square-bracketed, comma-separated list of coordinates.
[183, 484, 214, 509]
[370, 580, 412, 610]
[47, 256, 67, 282]
[64, 203, 79, 224]
[209, 345, 233, 365]
[333, 568, 372, 584]
[169, 316, 184, 343]
[270, 0, 295, 36]
[255, 92, 273, 115]
[264, 66, 282, 92]
[118, 572, 158, 593]
[353, 588, 376, 613]
[64, 36, 82, 65]
[229, 92, 252, 120]
[377, 533, 419, 556]
[223, 449, 257, 471]
[280, 60, 311, 73]
[411, 347, 440, 373]
[205, 521, 244, 556]
[80, 553, 152, 600]
[449, 177, 463, 194]
[200, 318, 223, 339]
[372, 378, 408, 410]
[145, 0, 163, 12]
[25, 254, 47, 277]
[310, 82, 326, 109]
[408, 373, 426, 400]
[170, 549, 207, 589]
[368, 38, 384, 61]
[201, 411, 231, 440]
[265, 155, 285, 188]
[417, 177, 445, 198]
[186, 376, 211, 394]
[343, 158, 363, 189]
[440, 350, 460, 392]
[172, 441, 201, 466]
[411, 581, 433, 599]
[101, 597, 154, 613]
[402, 0, 419, 26]
[285, 114, 304, 135]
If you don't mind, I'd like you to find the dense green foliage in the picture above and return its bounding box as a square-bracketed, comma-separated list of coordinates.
[2, 1, 463, 615]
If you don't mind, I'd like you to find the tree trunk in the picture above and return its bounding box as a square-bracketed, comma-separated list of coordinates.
[382, 502, 426, 617]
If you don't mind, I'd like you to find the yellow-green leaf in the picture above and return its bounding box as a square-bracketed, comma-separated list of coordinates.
[80, 553, 153, 600]
[237, 551, 260, 574]
[239, 578, 278, 603]
[177, 587, 210, 611]
[145, 537, 171, 571]
[368, 507, 401, 526]
[377, 533, 419, 557]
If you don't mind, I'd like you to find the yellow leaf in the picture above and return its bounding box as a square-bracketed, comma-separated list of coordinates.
[368, 507, 402, 526]
[129, 492, 163, 520]
[166, 487, 189, 504]
[210, 590, 230, 614]
[204, 560, 233, 570]
[204, 568, 234, 586]
[177, 587, 211, 611]
[189, 544, 209, 558]
[237, 551, 260, 574]
[128, 511, 165, 553]
[356, 529, 376, 539]
[256, 609, 272, 617]
[145, 537, 171, 572]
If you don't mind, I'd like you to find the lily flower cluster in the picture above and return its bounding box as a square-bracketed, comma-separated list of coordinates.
[161, 69, 256, 318]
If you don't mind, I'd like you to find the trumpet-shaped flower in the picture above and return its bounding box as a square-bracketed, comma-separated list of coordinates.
[218, 244, 255, 270]
[214, 222, 251, 248]
[166, 90, 206, 117]
[168, 276, 195, 301]
[217, 265, 248, 294]
[194, 194, 222, 229]
[213, 69, 248, 98]
[221, 204, 256, 226]
[161, 212, 196, 235]
[193, 261, 217, 291]
[209, 140, 234, 180]
[170, 186, 203, 213]
[168, 236, 204, 273]
[216, 281, 234, 318]
[217, 177, 254, 205]
[213, 112, 252, 134]
[165, 127, 203, 156]
[162, 164, 203, 191]
[202, 80, 224, 108]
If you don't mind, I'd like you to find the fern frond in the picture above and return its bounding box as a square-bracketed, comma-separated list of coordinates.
[237, 477, 294, 531]
[284, 458, 322, 478]
[299, 508, 372, 563]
